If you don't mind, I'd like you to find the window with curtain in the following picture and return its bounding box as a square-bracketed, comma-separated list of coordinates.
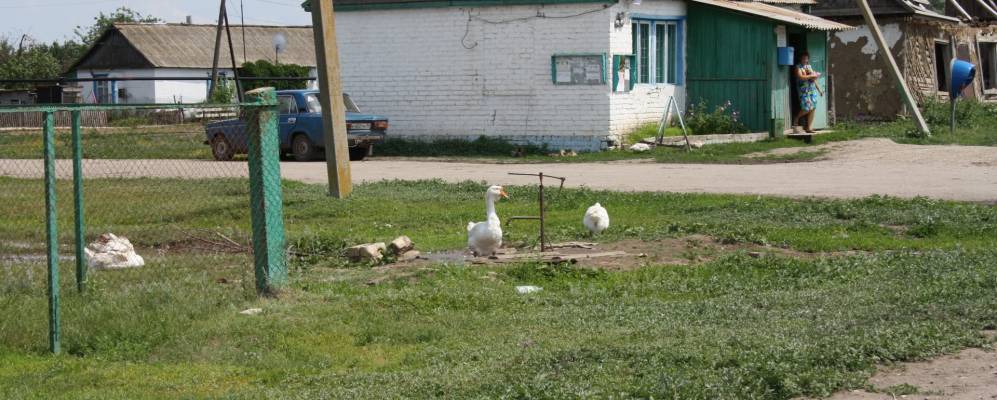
[632, 20, 680, 85]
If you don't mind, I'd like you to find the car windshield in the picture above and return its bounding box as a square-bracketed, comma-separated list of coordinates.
[304, 93, 361, 113]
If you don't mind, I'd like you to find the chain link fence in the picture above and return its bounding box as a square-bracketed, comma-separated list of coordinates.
[0, 88, 286, 353]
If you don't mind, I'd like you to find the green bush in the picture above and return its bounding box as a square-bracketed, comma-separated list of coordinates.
[682, 100, 749, 135]
[377, 136, 549, 157]
[921, 97, 997, 128]
[206, 78, 235, 104]
[239, 60, 310, 91]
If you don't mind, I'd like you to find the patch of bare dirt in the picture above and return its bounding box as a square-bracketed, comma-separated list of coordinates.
[743, 141, 845, 160]
[353, 235, 837, 285]
[819, 332, 997, 400]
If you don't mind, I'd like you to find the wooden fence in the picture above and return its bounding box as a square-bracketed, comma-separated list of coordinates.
[0, 110, 108, 128]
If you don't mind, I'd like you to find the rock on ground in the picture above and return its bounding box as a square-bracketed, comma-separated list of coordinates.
[388, 236, 415, 255]
[347, 242, 386, 262]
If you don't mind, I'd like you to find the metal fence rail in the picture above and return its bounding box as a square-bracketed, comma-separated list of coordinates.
[0, 87, 286, 354]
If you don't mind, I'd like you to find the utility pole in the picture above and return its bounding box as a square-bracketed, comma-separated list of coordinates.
[856, 0, 930, 136]
[223, 7, 244, 102]
[310, 0, 352, 198]
[208, 0, 226, 100]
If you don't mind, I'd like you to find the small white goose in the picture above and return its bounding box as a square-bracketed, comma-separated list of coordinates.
[583, 202, 610, 235]
[467, 185, 509, 257]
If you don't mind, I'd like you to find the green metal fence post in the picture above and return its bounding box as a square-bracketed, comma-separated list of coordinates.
[43, 110, 61, 354]
[72, 110, 86, 292]
[244, 88, 287, 295]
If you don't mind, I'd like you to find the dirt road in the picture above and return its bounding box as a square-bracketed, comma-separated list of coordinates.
[2, 138, 995, 201]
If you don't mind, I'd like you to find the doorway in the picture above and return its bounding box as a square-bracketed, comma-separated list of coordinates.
[786, 31, 828, 130]
[787, 33, 807, 127]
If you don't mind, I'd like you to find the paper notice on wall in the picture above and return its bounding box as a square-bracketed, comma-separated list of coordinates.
[553, 54, 605, 85]
[775, 25, 787, 47]
[555, 62, 573, 84]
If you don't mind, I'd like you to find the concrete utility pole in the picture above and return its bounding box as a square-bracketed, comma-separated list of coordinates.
[856, 0, 931, 136]
[310, 0, 352, 198]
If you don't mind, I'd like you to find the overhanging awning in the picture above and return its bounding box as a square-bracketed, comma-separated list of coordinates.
[690, 0, 855, 31]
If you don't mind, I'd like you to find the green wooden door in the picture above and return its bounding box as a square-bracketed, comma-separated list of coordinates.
[806, 31, 828, 129]
[686, 4, 774, 133]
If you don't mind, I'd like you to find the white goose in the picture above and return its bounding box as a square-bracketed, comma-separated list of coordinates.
[467, 185, 509, 257]
[583, 202, 610, 235]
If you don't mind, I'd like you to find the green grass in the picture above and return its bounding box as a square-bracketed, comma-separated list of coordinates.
[2, 179, 996, 398]
[2, 178, 995, 258]
[0, 125, 211, 160]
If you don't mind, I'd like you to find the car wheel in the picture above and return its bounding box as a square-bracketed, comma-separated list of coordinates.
[292, 134, 318, 162]
[211, 135, 234, 161]
[349, 146, 368, 161]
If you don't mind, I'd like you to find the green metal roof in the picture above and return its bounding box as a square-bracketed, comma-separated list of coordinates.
[302, 0, 615, 12]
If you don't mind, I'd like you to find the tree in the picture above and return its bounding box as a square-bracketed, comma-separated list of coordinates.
[74, 7, 162, 48]
[0, 47, 61, 89]
[0, 7, 161, 88]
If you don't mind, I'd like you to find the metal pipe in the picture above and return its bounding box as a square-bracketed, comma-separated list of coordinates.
[72, 110, 86, 293]
[43, 111, 61, 354]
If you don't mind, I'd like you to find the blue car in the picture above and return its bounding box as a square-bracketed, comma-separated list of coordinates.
[205, 89, 388, 161]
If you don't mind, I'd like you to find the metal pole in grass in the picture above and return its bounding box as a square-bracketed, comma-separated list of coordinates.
[245, 88, 288, 295]
[72, 110, 86, 292]
[43, 111, 61, 354]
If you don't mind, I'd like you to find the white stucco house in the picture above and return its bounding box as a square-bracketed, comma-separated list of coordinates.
[326, 0, 689, 151]
[69, 23, 318, 104]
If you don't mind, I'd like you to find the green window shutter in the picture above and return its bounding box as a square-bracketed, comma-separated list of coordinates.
[667, 23, 678, 84]
[612, 55, 621, 90]
[629, 56, 637, 90]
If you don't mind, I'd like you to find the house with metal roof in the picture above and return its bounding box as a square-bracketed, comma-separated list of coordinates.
[69, 23, 318, 104]
[812, 0, 997, 119]
[685, 0, 853, 135]
[297, 0, 850, 149]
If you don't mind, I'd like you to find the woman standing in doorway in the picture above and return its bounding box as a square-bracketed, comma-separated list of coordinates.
[794, 52, 823, 133]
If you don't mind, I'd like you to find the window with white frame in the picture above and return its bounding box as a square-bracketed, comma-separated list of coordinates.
[632, 19, 680, 85]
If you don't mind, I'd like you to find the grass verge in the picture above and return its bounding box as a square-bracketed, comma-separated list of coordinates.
[2, 179, 996, 398]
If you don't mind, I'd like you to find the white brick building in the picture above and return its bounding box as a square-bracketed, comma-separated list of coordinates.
[333, 0, 687, 151]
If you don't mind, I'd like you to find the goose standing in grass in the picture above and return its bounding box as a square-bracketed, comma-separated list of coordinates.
[583, 202, 610, 236]
[467, 185, 509, 257]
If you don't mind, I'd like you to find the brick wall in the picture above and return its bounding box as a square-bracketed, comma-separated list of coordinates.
[608, 1, 687, 142]
[334, 1, 686, 151]
[334, 3, 612, 151]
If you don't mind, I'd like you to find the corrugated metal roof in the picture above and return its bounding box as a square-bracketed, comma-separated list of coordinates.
[112, 23, 317, 68]
[900, 0, 962, 21]
[690, 0, 855, 30]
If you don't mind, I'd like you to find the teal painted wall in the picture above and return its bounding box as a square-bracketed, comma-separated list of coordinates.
[686, 3, 775, 133]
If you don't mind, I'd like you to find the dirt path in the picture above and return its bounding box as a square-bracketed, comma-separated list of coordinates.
[821, 344, 997, 399]
[1, 138, 995, 201]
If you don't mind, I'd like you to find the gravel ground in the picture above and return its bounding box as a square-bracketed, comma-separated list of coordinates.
[1, 138, 994, 201]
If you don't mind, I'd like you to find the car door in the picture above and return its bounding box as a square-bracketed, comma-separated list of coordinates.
[277, 95, 298, 146]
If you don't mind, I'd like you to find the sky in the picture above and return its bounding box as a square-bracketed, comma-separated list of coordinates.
[0, 0, 313, 44]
